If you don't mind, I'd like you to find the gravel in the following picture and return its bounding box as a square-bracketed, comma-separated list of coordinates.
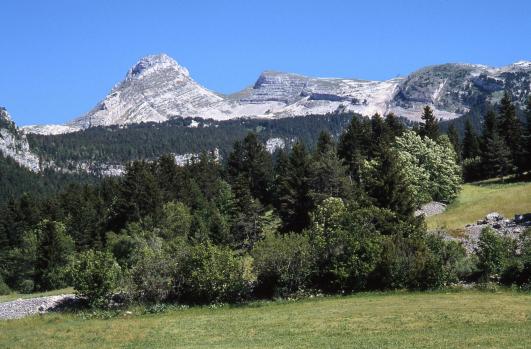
[415, 201, 447, 217]
[0, 294, 75, 320]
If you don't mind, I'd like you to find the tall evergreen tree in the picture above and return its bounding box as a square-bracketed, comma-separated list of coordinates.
[227, 133, 274, 205]
[419, 105, 439, 140]
[384, 112, 405, 139]
[108, 161, 162, 231]
[364, 148, 416, 218]
[462, 119, 480, 160]
[310, 132, 352, 205]
[276, 141, 314, 233]
[524, 95, 531, 172]
[338, 116, 372, 183]
[34, 220, 74, 291]
[447, 124, 461, 160]
[498, 91, 524, 172]
[482, 132, 513, 180]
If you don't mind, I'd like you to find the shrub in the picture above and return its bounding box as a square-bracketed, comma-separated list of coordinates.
[127, 244, 179, 303]
[369, 235, 449, 290]
[0, 276, 10, 295]
[70, 250, 121, 307]
[476, 227, 509, 281]
[180, 243, 255, 304]
[159, 201, 192, 240]
[500, 229, 531, 286]
[425, 234, 468, 285]
[251, 233, 314, 298]
[17, 279, 35, 294]
[309, 198, 382, 292]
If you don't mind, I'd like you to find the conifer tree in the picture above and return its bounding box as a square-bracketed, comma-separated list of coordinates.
[498, 91, 524, 172]
[338, 116, 372, 183]
[419, 105, 439, 140]
[524, 95, 531, 171]
[310, 132, 352, 204]
[447, 124, 461, 160]
[365, 147, 416, 218]
[227, 133, 274, 205]
[109, 161, 162, 231]
[462, 119, 480, 160]
[482, 132, 513, 180]
[277, 141, 314, 233]
[384, 112, 405, 139]
[34, 220, 74, 291]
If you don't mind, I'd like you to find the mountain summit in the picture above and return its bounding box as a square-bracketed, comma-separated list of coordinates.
[23, 55, 531, 134]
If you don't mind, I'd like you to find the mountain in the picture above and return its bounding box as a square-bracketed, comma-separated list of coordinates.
[23, 54, 531, 135]
[19, 54, 531, 134]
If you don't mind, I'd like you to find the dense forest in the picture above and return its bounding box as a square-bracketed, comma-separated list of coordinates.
[1, 94, 530, 305]
[27, 114, 355, 166]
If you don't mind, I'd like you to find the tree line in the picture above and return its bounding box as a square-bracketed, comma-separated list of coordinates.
[0, 107, 529, 305]
[446, 93, 531, 181]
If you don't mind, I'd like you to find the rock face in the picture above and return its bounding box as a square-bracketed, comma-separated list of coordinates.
[22, 54, 531, 135]
[0, 107, 41, 172]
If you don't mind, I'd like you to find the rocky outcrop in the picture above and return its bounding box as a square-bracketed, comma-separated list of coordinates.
[0, 108, 41, 172]
[456, 212, 531, 253]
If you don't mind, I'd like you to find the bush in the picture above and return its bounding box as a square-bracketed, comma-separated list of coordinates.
[180, 243, 255, 304]
[251, 233, 314, 298]
[17, 279, 35, 294]
[426, 234, 468, 285]
[127, 244, 180, 303]
[476, 227, 509, 281]
[70, 250, 121, 307]
[500, 229, 531, 286]
[309, 198, 382, 292]
[0, 276, 11, 295]
[369, 235, 447, 290]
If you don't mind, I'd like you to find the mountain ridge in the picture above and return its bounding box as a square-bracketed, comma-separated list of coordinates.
[21, 55, 531, 135]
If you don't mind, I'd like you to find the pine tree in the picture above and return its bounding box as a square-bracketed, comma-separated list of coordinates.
[462, 119, 480, 160]
[498, 91, 524, 172]
[364, 148, 416, 218]
[154, 154, 179, 202]
[338, 116, 372, 183]
[419, 105, 439, 140]
[315, 131, 334, 156]
[310, 133, 352, 205]
[108, 161, 162, 231]
[276, 141, 314, 233]
[384, 112, 405, 139]
[34, 220, 74, 291]
[370, 113, 393, 157]
[227, 133, 273, 205]
[482, 132, 513, 180]
[447, 124, 461, 160]
[524, 95, 531, 172]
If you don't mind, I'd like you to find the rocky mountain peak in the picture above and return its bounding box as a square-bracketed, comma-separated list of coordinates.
[126, 53, 190, 80]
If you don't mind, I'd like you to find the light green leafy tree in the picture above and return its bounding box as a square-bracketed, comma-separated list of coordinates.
[394, 131, 461, 205]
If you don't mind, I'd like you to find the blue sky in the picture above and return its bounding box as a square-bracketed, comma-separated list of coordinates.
[2, 0, 531, 125]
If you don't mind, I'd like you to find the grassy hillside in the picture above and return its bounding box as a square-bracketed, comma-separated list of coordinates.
[1, 290, 530, 348]
[427, 179, 531, 233]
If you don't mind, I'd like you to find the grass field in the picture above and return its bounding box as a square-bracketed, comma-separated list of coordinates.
[1, 290, 530, 348]
[427, 179, 531, 233]
[0, 287, 73, 303]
